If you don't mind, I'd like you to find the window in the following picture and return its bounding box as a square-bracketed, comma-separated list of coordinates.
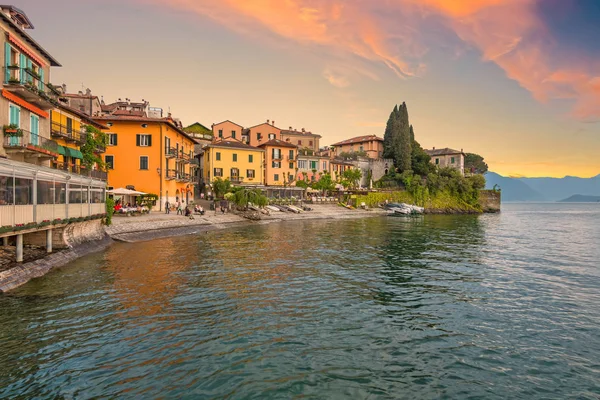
[298, 140, 302, 145]
[108, 133, 118, 146]
[105, 155, 114, 169]
[298, 160, 307, 169]
[309, 141, 313, 146]
[216, 152, 221, 161]
[68, 184, 82, 204]
[0, 177, 33, 205]
[136, 134, 152, 146]
[272, 161, 281, 168]
[164, 137, 171, 153]
[141, 123, 148, 128]
[37, 180, 55, 204]
[214, 168, 223, 177]
[231, 130, 236, 139]
[247, 169, 255, 178]
[289, 163, 294, 169]
[274, 174, 279, 182]
[218, 129, 223, 138]
[107, 122, 113, 127]
[268, 133, 276, 140]
[249, 154, 253, 163]
[256, 133, 262, 141]
[451, 157, 455, 164]
[359, 145, 364, 152]
[140, 156, 149, 170]
[289, 150, 294, 159]
[322, 161, 327, 170]
[272, 149, 281, 159]
[435, 158, 440, 165]
[66, 117, 73, 133]
[233, 153, 237, 162]
[310, 161, 318, 169]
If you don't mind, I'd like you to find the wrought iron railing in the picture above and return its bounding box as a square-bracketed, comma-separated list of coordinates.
[165, 147, 177, 158]
[50, 121, 86, 143]
[3, 129, 58, 156]
[4, 67, 60, 107]
[50, 161, 108, 181]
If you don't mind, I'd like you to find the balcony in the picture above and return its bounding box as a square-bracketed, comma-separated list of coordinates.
[287, 155, 296, 161]
[95, 144, 106, 154]
[51, 121, 86, 144]
[50, 161, 108, 181]
[165, 147, 177, 158]
[230, 177, 244, 184]
[3, 67, 59, 110]
[165, 169, 177, 180]
[3, 129, 59, 159]
[180, 152, 191, 163]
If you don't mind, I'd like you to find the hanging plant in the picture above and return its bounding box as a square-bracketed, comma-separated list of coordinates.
[3, 124, 23, 137]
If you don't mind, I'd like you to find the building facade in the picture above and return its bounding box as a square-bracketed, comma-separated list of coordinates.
[280, 127, 321, 154]
[425, 147, 465, 175]
[296, 152, 329, 183]
[243, 121, 281, 147]
[212, 120, 244, 141]
[202, 139, 265, 187]
[331, 135, 384, 159]
[94, 114, 198, 207]
[258, 139, 297, 186]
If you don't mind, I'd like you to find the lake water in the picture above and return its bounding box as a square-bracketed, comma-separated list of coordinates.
[1, 203, 599, 399]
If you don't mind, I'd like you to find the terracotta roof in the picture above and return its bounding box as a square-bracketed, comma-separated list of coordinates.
[331, 135, 383, 146]
[112, 109, 146, 117]
[246, 122, 282, 130]
[257, 139, 298, 149]
[63, 93, 100, 99]
[212, 120, 244, 129]
[425, 148, 464, 156]
[331, 158, 355, 166]
[280, 129, 321, 138]
[208, 138, 264, 151]
[93, 115, 198, 144]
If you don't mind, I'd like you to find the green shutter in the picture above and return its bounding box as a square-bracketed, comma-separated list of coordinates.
[136, 134, 140, 146]
[147, 135, 152, 146]
[19, 54, 26, 83]
[39, 68, 44, 91]
[5, 43, 11, 82]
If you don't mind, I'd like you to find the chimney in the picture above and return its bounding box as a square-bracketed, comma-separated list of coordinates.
[289, 126, 292, 130]
[86, 88, 91, 96]
[272, 120, 275, 126]
[302, 128, 305, 133]
[267, 119, 270, 124]
[433, 147, 435, 150]
[61, 83, 67, 93]
[78, 90, 84, 96]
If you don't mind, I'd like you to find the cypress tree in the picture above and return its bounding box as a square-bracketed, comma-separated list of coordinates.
[383, 105, 398, 160]
[396, 102, 412, 172]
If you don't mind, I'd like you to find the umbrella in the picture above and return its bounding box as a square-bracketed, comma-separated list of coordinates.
[108, 188, 147, 196]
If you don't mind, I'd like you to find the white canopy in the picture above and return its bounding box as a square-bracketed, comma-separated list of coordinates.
[108, 187, 147, 196]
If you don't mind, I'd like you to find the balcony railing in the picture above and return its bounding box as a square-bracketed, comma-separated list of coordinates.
[287, 155, 296, 161]
[230, 177, 244, 184]
[165, 147, 177, 158]
[50, 161, 108, 181]
[166, 169, 177, 180]
[3, 129, 59, 158]
[51, 121, 86, 143]
[3, 67, 60, 110]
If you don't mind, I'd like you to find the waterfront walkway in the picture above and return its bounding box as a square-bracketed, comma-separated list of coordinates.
[106, 204, 386, 242]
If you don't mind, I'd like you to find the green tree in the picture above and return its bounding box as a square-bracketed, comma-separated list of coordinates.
[233, 188, 268, 208]
[212, 178, 231, 199]
[313, 173, 336, 195]
[410, 125, 435, 176]
[395, 102, 412, 172]
[81, 125, 107, 170]
[464, 153, 489, 174]
[341, 168, 362, 189]
[383, 105, 398, 160]
[338, 150, 368, 160]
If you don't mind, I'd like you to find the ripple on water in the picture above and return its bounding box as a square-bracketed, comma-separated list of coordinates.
[0, 203, 600, 399]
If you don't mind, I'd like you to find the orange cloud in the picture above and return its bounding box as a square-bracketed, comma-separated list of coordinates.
[136, 0, 600, 119]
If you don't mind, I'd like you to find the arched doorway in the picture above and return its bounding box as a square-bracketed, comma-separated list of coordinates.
[175, 189, 180, 202]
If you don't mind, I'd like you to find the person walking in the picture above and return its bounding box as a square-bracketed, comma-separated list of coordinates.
[176, 200, 181, 215]
[165, 200, 170, 214]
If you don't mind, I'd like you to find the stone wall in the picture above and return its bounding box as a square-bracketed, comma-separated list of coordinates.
[479, 190, 501, 213]
[352, 158, 394, 188]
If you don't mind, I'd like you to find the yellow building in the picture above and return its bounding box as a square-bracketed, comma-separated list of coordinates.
[203, 139, 264, 188]
[50, 104, 107, 179]
[94, 114, 198, 208]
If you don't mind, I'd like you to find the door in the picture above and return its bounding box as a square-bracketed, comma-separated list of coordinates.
[9, 104, 20, 146]
[30, 114, 39, 146]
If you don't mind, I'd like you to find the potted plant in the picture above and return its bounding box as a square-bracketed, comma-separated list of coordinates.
[8, 77, 20, 84]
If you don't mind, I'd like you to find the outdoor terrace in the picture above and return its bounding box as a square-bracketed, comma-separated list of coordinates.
[3, 129, 59, 159]
[3, 67, 60, 110]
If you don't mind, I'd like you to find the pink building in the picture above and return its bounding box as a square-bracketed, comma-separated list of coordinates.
[243, 120, 281, 147]
[212, 120, 244, 141]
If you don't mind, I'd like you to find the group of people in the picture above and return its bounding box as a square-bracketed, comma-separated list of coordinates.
[165, 200, 204, 219]
[113, 200, 148, 214]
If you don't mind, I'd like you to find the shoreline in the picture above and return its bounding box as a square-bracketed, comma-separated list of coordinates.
[0, 203, 494, 292]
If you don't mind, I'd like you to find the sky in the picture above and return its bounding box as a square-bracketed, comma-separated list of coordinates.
[16, 0, 600, 177]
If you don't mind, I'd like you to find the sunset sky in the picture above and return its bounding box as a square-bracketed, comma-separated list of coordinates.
[17, 0, 600, 177]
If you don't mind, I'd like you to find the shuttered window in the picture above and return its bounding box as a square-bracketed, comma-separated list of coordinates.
[136, 134, 152, 146]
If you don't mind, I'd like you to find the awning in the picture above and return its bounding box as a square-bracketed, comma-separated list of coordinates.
[65, 147, 83, 159]
[56, 145, 66, 156]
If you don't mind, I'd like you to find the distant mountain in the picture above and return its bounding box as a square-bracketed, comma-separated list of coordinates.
[519, 174, 600, 201]
[485, 172, 600, 202]
[484, 172, 546, 202]
[558, 194, 600, 203]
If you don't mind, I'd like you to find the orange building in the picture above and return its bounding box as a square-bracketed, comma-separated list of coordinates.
[94, 114, 198, 208]
[258, 139, 297, 186]
[331, 135, 384, 159]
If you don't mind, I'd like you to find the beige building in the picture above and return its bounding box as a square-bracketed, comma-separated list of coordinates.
[331, 135, 384, 159]
[212, 120, 244, 141]
[425, 147, 465, 175]
[280, 127, 321, 153]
